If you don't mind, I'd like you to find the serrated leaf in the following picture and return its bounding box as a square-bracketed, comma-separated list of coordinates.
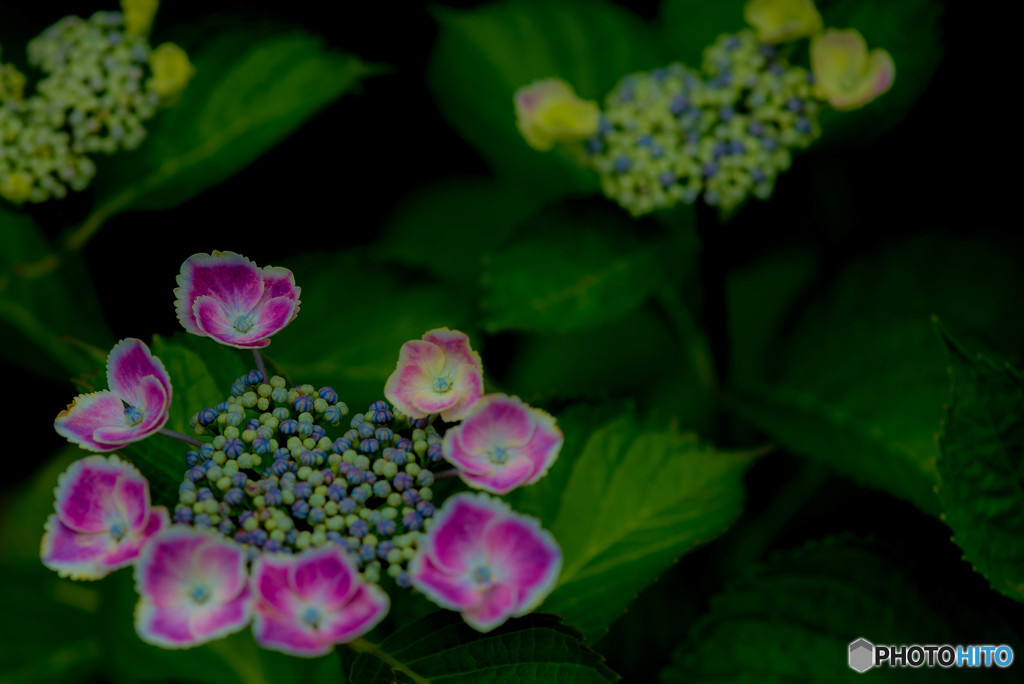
[76, 23, 374, 245]
[937, 328, 1024, 603]
[0, 562, 102, 684]
[348, 611, 618, 683]
[481, 205, 663, 333]
[428, 0, 661, 199]
[509, 413, 755, 639]
[270, 250, 475, 412]
[0, 207, 110, 380]
[731, 233, 1024, 514]
[661, 536, 1015, 683]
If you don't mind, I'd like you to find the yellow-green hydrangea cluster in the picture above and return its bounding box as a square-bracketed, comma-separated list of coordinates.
[0, 3, 191, 205]
[581, 30, 821, 216]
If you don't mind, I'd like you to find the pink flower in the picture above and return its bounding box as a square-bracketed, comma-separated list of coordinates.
[251, 546, 389, 656]
[174, 251, 301, 349]
[134, 527, 252, 648]
[55, 338, 172, 452]
[409, 493, 562, 632]
[41, 455, 168, 580]
[384, 328, 484, 422]
[442, 394, 563, 494]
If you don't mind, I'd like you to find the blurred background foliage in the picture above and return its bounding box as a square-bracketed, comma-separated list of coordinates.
[2, 0, 1022, 682]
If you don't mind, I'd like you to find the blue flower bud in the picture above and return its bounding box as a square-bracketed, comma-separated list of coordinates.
[323, 406, 345, 425]
[311, 425, 326, 441]
[264, 539, 284, 553]
[359, 439, 380, 454]
[250, 529, 268, 546]
[187, 467, 206, 483]
[230, 381, 246, 397]
[246, 369, 264, 385]
[184, 451, 199, 467]
[218, 518, 234, 534]
[427, 443, 443, 462]
[318, 386, 338, 404]
[402, 512, 423, 531]
[415, 501, 435, 518]
[224, 438, 244, 458]
[351, 485, 371, 504]
[197, 408, 218, 426]
[194, 513, 212, 528]
[373, 481, 392, 498]
[346, 470, 366, 486]
[332, 438, 352, 454]
[410, 417, 429, 429]
[349, 520, 369, 537]
[292, 500, 310, 519]
[357, 423, 375, 439]
[280, 419, 299, 435]
[198, 443, 215, 460]
[224, 488, 244, 506]
[375, 518, 396, 536]
[375, 427, 394, 443]
[173, 505, 193, 524]
[327, 482, 348, 501]
[264, 488, 284, 507]
[350, 414, 365, 428]
[338, 497, 357, 515]
[396, 571, 411, 588]
[252, 436, 273, 454]
[395, 438, 413, 452]
[309, 507, 326, 524]
[294, 395, 314, 413]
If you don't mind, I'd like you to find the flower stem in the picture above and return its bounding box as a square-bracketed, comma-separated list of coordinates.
[433, 468, 460, 480]
[159, 428, 204, 448]
[252, 349, 268, 381]
[344, 638, 429, 684]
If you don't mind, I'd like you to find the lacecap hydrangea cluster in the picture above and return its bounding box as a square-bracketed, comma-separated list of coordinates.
[175, 371, 443, 588]
[0, 0, 193, 204]
[43, 250, 566, 654]
[514, 0, 894, 217]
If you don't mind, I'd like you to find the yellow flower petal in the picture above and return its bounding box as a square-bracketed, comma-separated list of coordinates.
[514, 78, 600, 152]
[744, 0, 824, 44]
[811, 29, 895, 111]
[148, 43, 195, 102]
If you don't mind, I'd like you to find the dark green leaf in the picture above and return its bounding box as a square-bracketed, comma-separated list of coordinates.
[80, 23, 374, 242]
[937, 327, 1024, 603]
[659, 0, 746, 66]
[514, 414, 755, 639]
[0, 448, 81, 562]
[0, 562, 102, 684]
[481, 206, 664, 333]
[270, 250, 475, 412]
[816, 0, 944, 148]
[379, 177, 543, 287]
[428, 0, 661, 199]
[0, 207, 110, 380]
[661, 536, 1015, 683]
[348, 611, 618, 683]
[731, 233, 1024, 514]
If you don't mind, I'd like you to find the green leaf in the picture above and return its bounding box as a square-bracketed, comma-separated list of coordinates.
[0, 207, 110, 380]
[816, 0, 944, 148]
[348, 611, 618, 683]
[510, 413, 755, 639]
[0, 448, 82, 562]
[659, 0, 746, 66]
[731, 233, 1024, 514]
[73, 23, 375, 248]
[428, 0, 661, 199]
[379, 177, 543, 287]
[270, 250, 475, 412]
[481, 205, 664, 333]
[0, 562, 103, 684]
[661, 536, 1016, 683]
[937, 327, 1024, 603]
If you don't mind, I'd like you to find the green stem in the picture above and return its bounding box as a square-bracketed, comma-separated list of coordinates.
[345, 638, 430, 684]
[656, 284, 717, 394]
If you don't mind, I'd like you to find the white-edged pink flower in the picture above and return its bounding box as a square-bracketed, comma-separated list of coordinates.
[134, 526, 252, 648]
[384, 328, 484, 422]
[251, 546, 389, 656]
[174, 251, 300, 349]
[409, 493, 562, 632]
[41, 455, 168, 580]
[55, 338, 172, 452]
[442, 394, 563, 495]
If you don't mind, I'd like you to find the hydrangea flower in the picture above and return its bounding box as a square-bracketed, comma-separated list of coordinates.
[744, 0, 823, 44]
[514, 78, 600, 152]
[384, 328, 483, 422]
[409, 493, 561, 632]
[41, 455, 168, 580]
[55, 338, 172, 452]
[811, 28, 895, 111]
[134, 526, 252, 648]
[174, 251, 301, 349]
[442, 394, 563, 495]
[148, 42, 194, 100]
[251, 546, 390, 656]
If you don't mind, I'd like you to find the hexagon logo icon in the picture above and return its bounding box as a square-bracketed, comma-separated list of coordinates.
[849, 638, 874, 673]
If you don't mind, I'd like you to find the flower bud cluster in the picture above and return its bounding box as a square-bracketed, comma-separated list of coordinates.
[0, 3, 190, 204]
[581, 30, 820, 216]
[174, 369, 445, 587]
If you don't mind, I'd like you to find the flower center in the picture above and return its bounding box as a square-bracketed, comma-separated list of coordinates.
[109, 520, 127, 540]
[191, 586, 210, 604]
[433, 375, 452, 393]
[302, 606, 322, 629]
[124, 405, 144, 426]
[488, 446, 509, 465]
[472, 565, 494, 585]
[233, 313, 256, 333]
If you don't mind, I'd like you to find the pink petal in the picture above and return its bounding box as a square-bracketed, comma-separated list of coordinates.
[289, 548, 355, 608]
[105, 505, 168, 566]
[136, 603, 195, 647]
[259, 266, 300, 303]
[425, 495, 503, 573]
[174, 251, 263, 335]
[463, 583, 518, 632]
[459, 457, 535, 495]
[396, 340, 448, 373]
[409, 551, 482, 611]
[252, 612, 329, 657]
[442, 431, 494, 476]
[254, 559, 298, 618]
[243, 295, 297, 342]
[438, 364, 484, 422]
[193, 296, 272, 349]
[92, 375, 169, 447]
[407, 387, 461, 415]
[482, 518, 561, 609]
[189, 586, 253, 641]
[422, 328, 478, 367]
[54, 391, 128, 453]
[40, 514, 113, 580]
[522, 412, 563, 481]
[385, 361, 455, 418]
[112, 472, 150, 531]
[456, 396, 535, 454]
[195, 541, 248, 604]
[53, 456, 136, 533]
[105, 338, 171, 408]
[320, 583, 389, 643]
[137, 525, 211, 607]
